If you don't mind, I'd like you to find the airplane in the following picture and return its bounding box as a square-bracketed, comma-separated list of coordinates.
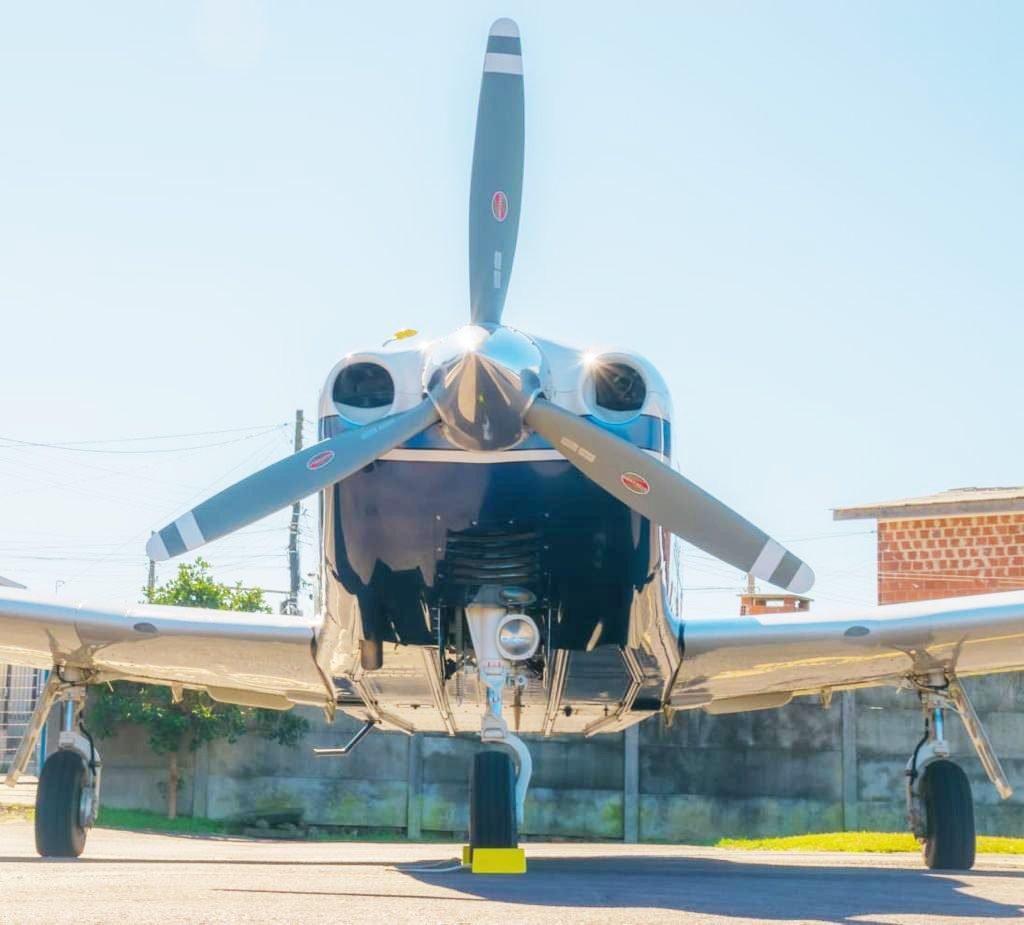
[2, 18, 1023, 872]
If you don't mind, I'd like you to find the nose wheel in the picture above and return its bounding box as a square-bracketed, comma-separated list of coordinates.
[470, 750, 518, 850]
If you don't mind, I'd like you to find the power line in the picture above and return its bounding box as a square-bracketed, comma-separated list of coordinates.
[0, 423, 288, 447]
[0, 425, 287, 455]
[784, 529, 877, 543]
[56, 428, 290, 590]
[878, 568, 1024, 587]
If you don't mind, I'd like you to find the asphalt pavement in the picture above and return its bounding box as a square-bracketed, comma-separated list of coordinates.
[1, 821, 1022, 925]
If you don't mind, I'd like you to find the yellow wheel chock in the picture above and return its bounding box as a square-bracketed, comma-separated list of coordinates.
[462, 845, 527, 874]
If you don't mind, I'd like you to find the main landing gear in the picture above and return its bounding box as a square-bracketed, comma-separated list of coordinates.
[3, 670, 102, 858]
[461, 596, 536, 873]
[904, 671, 1012, 871]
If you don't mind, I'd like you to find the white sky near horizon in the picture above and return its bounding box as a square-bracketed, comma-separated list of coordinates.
[1, 2, 1021, 617]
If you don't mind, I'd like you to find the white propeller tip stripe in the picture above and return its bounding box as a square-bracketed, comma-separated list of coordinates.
[175, 511, 205, 551]
[750, 539, 786, 581]
[788, 563, 815, 595]
[490, 18, 519, 38]
[146, 533, 169, 562]
[484, 53, 523, 75]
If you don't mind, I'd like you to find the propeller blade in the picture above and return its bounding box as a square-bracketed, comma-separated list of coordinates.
[524, 399, 814, 593]
[146, 400, 440, 561]
[468, 18, 524, 327]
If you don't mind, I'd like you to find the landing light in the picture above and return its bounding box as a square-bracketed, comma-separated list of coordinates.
[496, 613, 540, 661]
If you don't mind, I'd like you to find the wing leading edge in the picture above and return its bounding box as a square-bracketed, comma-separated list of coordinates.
[0, 589, 329, 710]
[674, 590, 1024, 710]
[4, 588, 1024, 717]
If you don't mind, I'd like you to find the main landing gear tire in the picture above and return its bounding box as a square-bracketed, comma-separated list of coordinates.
[922, 759, 975, 871]
[35, 750, 88, 858]
[470, 750, 517, 850]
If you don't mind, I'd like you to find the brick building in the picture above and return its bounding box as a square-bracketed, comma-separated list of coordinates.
[834, 486, 1024, 604]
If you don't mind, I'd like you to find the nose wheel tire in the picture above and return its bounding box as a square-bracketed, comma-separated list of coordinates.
[359, 638, 383, 671]
[35, 750, 88, 858]
[922, 759, 975, 870]
[470, 750, 518, 849]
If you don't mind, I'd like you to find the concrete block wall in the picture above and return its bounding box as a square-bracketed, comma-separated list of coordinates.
[98, 671, 1024, 839]
[638, 698, 845, 841]
[97, 723, 199, 817]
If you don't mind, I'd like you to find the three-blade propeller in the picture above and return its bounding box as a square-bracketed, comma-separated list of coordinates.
[147, 19, 814, 596]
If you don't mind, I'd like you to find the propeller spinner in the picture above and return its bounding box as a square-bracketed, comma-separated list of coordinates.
[147, 19, 814, 596]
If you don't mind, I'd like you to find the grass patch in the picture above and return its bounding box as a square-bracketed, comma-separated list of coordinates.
[0, 804, 33, 824]
[96, 807, 233, 836]
[92, 809, 455, 842]
[306, 827, 455, 843]
[716, 832, 1024, 854]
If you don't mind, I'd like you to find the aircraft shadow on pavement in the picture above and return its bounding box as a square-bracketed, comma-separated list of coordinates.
[3, 846, 1022, 920]
[396, 855, 1024, 921]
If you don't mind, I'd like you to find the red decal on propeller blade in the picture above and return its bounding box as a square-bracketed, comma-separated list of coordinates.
[491, 190, 508, 222]
[620, 472, 650, 495]
[306, 450, 335, 471]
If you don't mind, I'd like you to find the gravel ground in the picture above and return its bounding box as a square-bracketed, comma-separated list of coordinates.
[1, 821, 1022, 925]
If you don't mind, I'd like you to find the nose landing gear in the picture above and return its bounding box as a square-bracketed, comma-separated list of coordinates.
[462, 599, 534, 874]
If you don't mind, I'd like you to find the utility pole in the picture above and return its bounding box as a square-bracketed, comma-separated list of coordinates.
[147, 553, 156, 597]
[285, 409, 304, 615]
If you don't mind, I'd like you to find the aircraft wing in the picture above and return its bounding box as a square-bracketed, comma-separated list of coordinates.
[0, 589, 329, 710]
[675, 590, 1024, 711]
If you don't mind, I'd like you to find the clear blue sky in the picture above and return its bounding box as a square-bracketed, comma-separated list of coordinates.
[1, 2, 1021, 615]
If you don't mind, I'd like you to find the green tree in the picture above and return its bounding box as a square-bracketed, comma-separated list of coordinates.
[88, 559, 309, 818]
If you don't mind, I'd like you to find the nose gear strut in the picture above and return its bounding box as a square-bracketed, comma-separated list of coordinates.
[464, 599, 533, 824]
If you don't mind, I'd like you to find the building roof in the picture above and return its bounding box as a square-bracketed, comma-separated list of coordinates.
[833, 487, 1024, 521]
[738, 592, 812, 602]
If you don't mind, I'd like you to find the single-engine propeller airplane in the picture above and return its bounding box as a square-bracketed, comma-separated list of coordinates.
[3, 18, 1023, 872]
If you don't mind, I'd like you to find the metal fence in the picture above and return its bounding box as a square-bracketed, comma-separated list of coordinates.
[0, 665, 45, 775]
